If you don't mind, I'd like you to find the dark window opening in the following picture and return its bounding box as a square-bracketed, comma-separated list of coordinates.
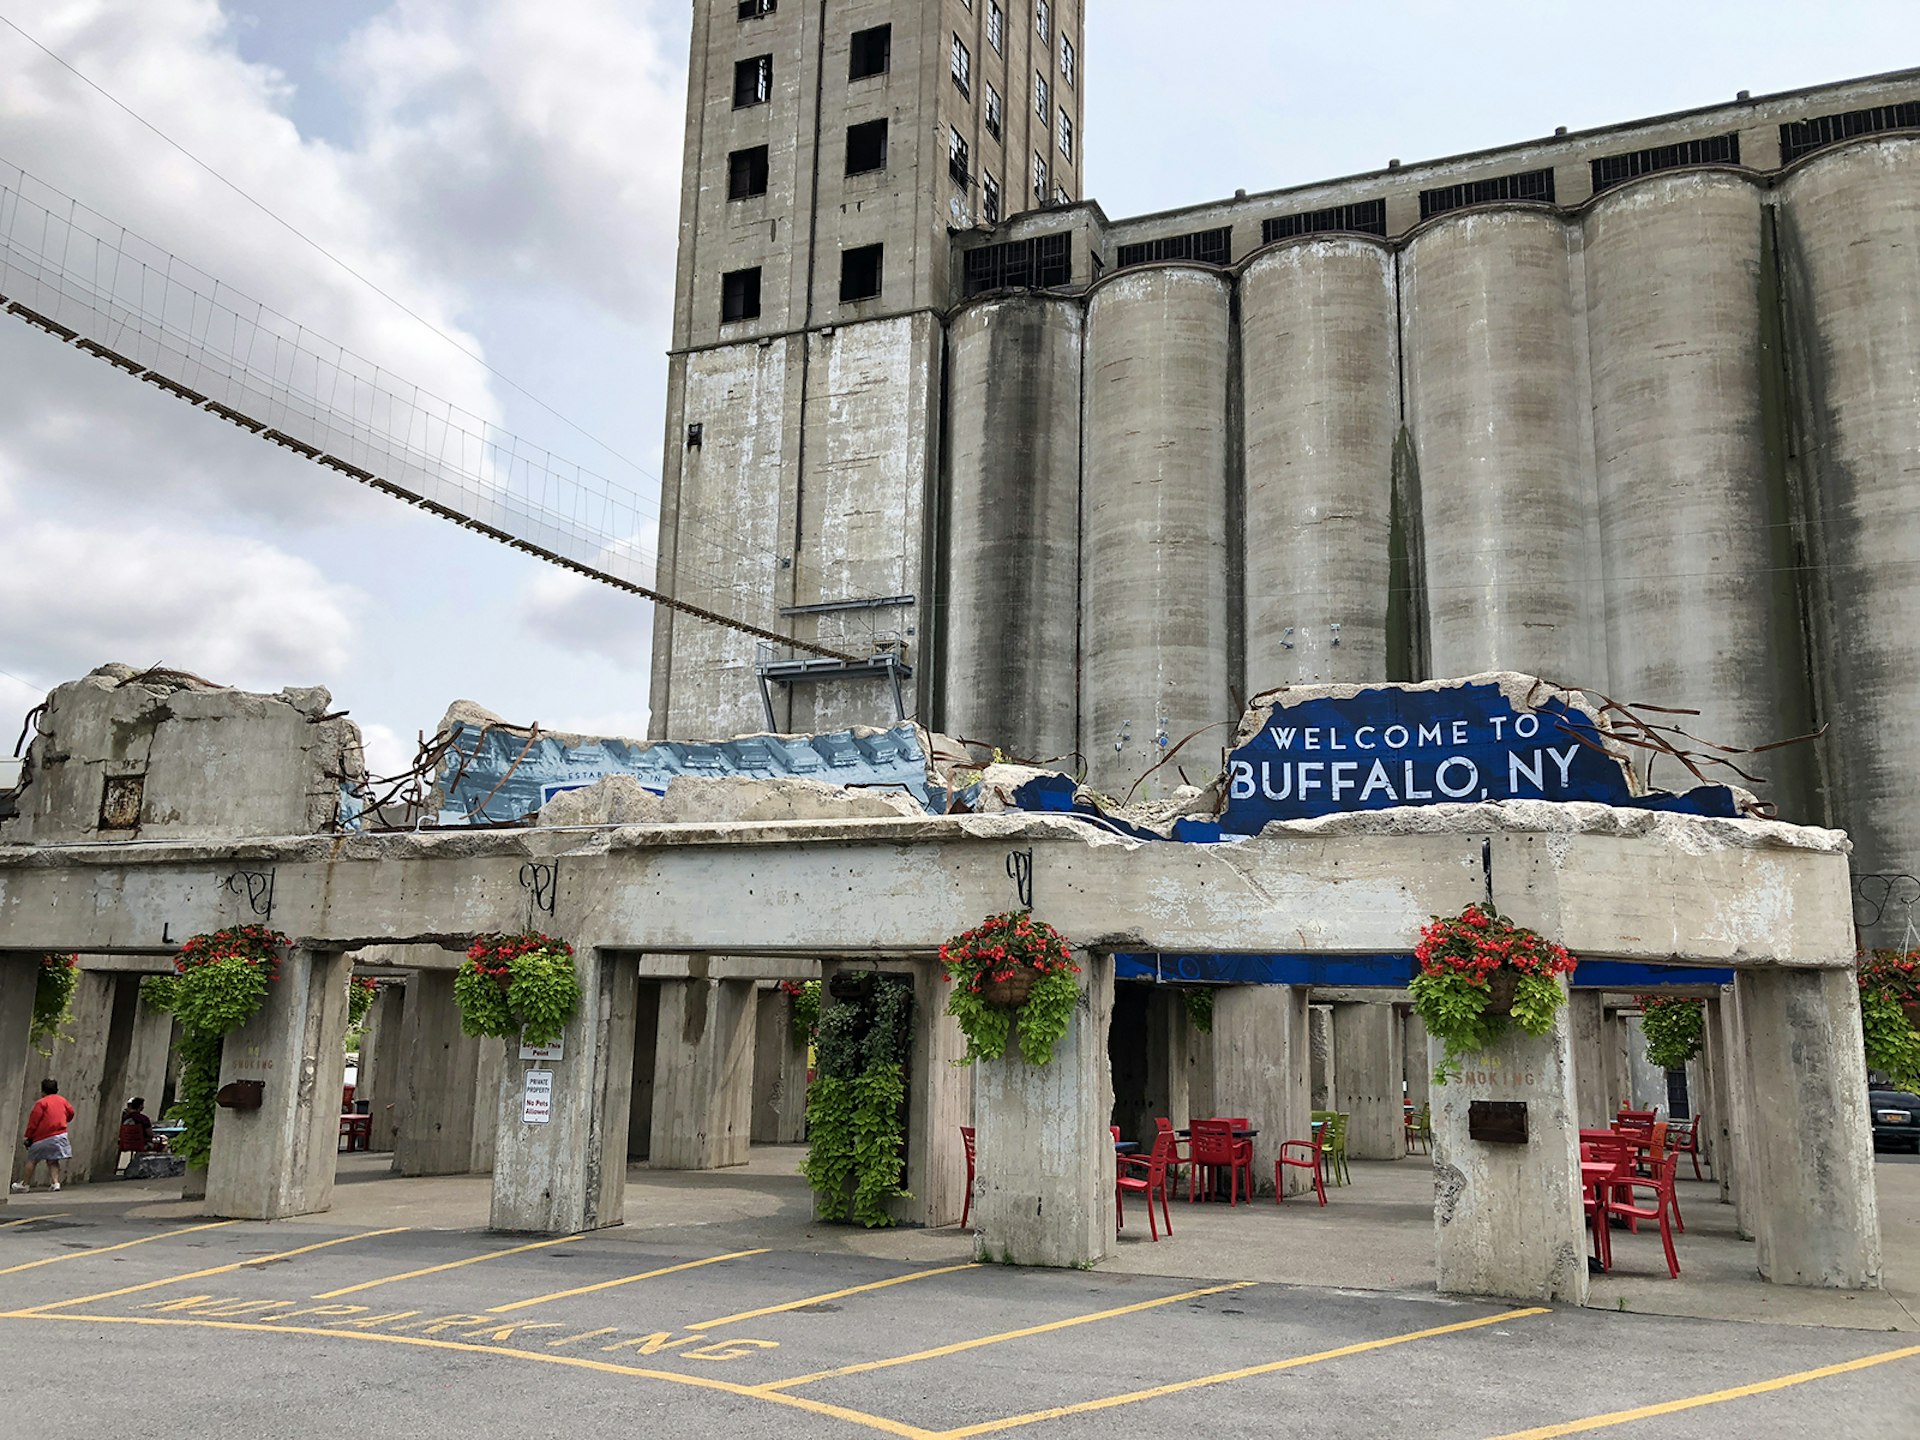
[962, 233, 1072, 296]
[1114, 227, 1233, 270]
[849, 24, 891, 81]
[846, 119, 888, 175]
[721, 267, 762, 323]
[1781, 102, 1920, 164]
[1418, 167, 1555, 221]
[737, 0, 775, 18]
[733, 55, 773, 108]
[728, 145, 770, 199]
[985, 84, 1003, 141]
[951, 35, 971, 98]
[840, 244, 884, 302]
[1262, 199, 1387, 244]
[1590, 133, 1740, 193]
[983, 173, 1000, 226]
[949, 130, 971, 188]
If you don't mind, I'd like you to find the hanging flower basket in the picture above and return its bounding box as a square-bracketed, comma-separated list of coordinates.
[1858, 951, 1920, 1091]
[455, 932, 581, 1048]
[1637, 993, 1706, 1071]
[1408, 904, 1577, 1083]
[940, 911, 1081, 1065]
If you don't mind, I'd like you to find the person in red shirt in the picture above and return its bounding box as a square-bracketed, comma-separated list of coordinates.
[13, 1078, 76, 1193]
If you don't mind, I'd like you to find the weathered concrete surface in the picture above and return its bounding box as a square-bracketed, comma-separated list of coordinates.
[1569, 991, 1610, 1128]
[1402, 1009, 1431, 1119]
[1309, 1004, 1334, 1111]
[541, 773, 925, 828]
[2, 665, 365, 843]
[1621, 1013, 1667, 1111]
[750, 985, 808, 1145]
[1432, 990, 1588, 1304]
[353, 980, 406, 1153]
[82, 974, 174, 1179]
[205, 948, 351, 1221]
[392, 971, 497, 1177]
[1333, 1001, 1403, 1161]
[974, 957, 1115, 1266]
[1735, 968, 1883, 1288]
[1213, 987, 1311, 1194]
[649, 977, 755, 1171]
[0, 961, 37, 1205]
[18, 970, 113, 1185]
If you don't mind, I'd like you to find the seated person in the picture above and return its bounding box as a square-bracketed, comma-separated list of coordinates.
[118, 1097, 163, 1163]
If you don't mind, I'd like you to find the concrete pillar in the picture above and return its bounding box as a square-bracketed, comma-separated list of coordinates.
[627, 980, 660, 1160]
[1718, 985, 1759, 1234]
[205, 947, 352, 1221]
[1734, 968, 1883, 1288]
[27, 970, 115, 1185]
[1109, 986, 1191, 1147]
[490, 946, 636, 1233]
[1602, 1007, 1632, 1116]
[0, 960, 36, 1208]
[648, 976, 755, 1170]
[393, 972, 497, 1177]
[1431, 985, 1587, 1304]
[355, 983, 406, 1153]
[1186, 1022, 1216, 1123]
[1309, 1004, 1334, 1111]
[1211, 986, 1310, 1195]
[1401, 1009, 1431, 1118]
[84, 974, 174, 1179]
[1332, 1001, 1402, 1160]
[1622, 1014, 1667, 1111]
[750, 985, 809, 1145]
[1569, 991, 1610, 1128]
[974, 954, 1115, 1267]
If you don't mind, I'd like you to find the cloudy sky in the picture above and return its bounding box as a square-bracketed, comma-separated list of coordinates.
[0, 1, 1910, 782]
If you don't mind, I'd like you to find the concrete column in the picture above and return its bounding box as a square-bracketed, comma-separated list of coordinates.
[83, 973, 174, 1179]
[1211, 987, 1310, 1194]
[1569, 991, 1609, 1128]
[393, 972, 496, 1177]
[490, 945, 636, 1233]
[205, 947, 351, 1221]
[1602, 1007, 1632, 1116]
[29, 970, 114, 1185]
[627, 980, 660, 1160]
[1623, 1014, 1667, 1111]
[1401, 1009, 1432, 1118]
[1110, 986, 1191, 1147]
[1432, 985, 1587, 1304]
[1734, 968, 1883, 1289]
[1186, 1023, 1216, 1123]
[648, 976, 756, 1170]
[1332, 1001, 1402, 1160]
[356, 983, 406, 1153]
[750, 985, 809, 1145]
[1309, 1004, 1334, 1111]
[974, 954, 1115, 1267]
[0, 960, 36, 1207]
[1718, 984, 1759, 1234]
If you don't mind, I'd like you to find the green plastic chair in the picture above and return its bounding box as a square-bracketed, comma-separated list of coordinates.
[1319, 1112, 1351, 1187]
[1405, 1102, 1433, 1155]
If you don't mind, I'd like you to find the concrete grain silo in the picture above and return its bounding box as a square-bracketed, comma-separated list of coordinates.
[940, 296, 1085, 762]
[1402, 209, 1594, 681]
[1080, 267, 1233, 796]
[1239, 239, 1400, 689]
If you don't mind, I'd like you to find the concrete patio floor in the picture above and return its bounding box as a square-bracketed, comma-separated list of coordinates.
[38, 1145, 1920, 1332]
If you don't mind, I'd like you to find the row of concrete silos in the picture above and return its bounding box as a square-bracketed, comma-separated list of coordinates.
[940, 137, 1919, 899]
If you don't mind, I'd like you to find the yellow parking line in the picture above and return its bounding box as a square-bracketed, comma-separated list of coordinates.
[312, 1235, 582, 1299]
[0, 1212, 70, 1228]
[0, 1220, 236, 1275]
[758, 1280, 1257, 1391]
[935, 1306, 1551, 1439]
[488, 1248, 769, 1313]
[10, 1227, 408, 1313]
[1484, 1343, 1920, 1439]
[689, 1263, 978, 1331]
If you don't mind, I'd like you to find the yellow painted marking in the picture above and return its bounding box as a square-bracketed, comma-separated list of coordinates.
[488, 1247, 769, 1313]
[759, 1280, 1257, 1391]
[312, 1234, 582, 1298]
[14, 1227, 407, 1312]
[1484, 1343, 1920, 1439]
[935, 1307, 1551, 1439]
[0, 1311, 934, 1439]
[0, 1212, 70, 1229]
[0, 1220, 237, 1275]
[691, 1262, 977, 1331]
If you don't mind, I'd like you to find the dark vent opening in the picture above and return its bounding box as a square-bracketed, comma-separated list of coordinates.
[1418, 167, 1555, 221]
[963, 233, 1073, 297]
[840, 244, 884, 303]
[1114, 226, 1232, 270]
[1781, 102, 1920, 164]
[1591, 133, 1740, 193]
[1262, 198, 1387, 244]
[849, 24, 891, 81]
[721, 267, 762, 324]
[728, 145, 770, 199]
[847, 120, 888, 176]
[733, 55, 773, 109]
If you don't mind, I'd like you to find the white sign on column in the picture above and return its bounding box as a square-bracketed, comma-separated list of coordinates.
[522, 1069, 554, 1124]
[520, 1034, 564, 1062]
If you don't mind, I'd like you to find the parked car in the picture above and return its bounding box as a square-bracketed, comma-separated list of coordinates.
[1870, 1088, 1920, 1153]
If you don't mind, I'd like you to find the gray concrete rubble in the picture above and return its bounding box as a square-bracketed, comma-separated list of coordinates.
[539, 773, 925, 828]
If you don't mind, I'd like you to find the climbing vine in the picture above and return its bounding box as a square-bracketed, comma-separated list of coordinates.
[1408, 904, 1577, 1083]
[348, 975, 381, 1032]
[1638, 994, 1706, 1071]
[455, 932, 581, 1048]
[1859, 951, 1920, 1091]
[1182, 988, 1215, 1035]
[940, 911, 1081, 1065]
[30, 953, 79, 1054]
[802, 974, 913, 1228]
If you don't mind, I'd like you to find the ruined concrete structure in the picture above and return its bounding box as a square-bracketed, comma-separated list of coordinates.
[649, 18, 1920, 935]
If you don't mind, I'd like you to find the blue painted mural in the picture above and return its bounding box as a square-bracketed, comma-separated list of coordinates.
[1114, 953, 1731, 990]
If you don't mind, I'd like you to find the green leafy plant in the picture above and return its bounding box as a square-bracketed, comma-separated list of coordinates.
[348, 975, 381, 1032]
[1859, 951, 1920, 1090]
[455, 932, 582, 1048]
[782, 979, 821, 1048]
[30, 953, 79, 1053]
[139, 973, 178, 1013]
[1638, 994, 1706, 1071]
[1408, 904, 1577, 1083]
[802, 973, 913, 1228]
[156, 924, 291, 1170]
[1182, 988, 1214, 1034]
[940, 911, 1081, 1065]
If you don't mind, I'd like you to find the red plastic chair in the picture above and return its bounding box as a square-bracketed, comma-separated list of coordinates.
[1188, 1120, 1248, 1205]
[1274, 1136, 1327, 1206]
[1224, 1116, 1256, 1187]
[1606, 1150, 1682, 1277]
[1117, 1127, 1176, 1240]
[960, 1126, 977, 1230]
[1670, 1113, 1705, 1181]
[1154, 1116, 1190, 1188]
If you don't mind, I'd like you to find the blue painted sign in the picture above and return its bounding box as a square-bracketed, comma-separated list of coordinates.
[1219, 680, 1741, 834]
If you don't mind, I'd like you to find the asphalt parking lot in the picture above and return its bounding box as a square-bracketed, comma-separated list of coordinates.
[2, 1202, 1915, 1439]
